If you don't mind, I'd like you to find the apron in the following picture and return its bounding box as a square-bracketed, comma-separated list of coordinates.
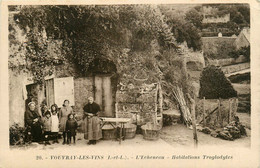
[51, 114, 59, 132]
[83, 116, 102, 140]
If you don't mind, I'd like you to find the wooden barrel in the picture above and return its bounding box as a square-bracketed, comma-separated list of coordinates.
[102, 124, 116, 140]
[123, 124, 137, 139]
[141, 124, 161, 141]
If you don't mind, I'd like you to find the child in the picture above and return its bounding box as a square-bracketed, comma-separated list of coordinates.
[51, 104, 59, 144]
[41, 104, 49, 117]
[66, 114, 78, 144]
[59, 100, 74, 145]
[42, 111, 52, 145]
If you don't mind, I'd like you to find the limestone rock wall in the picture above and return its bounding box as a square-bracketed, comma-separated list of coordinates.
[116, 83, 158, 125]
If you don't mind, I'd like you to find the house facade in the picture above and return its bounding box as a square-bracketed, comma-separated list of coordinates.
[202, 6, 230, 24]
[235, 28, 250, 49]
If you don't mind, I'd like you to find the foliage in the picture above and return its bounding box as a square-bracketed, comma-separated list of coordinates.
[185, 8, 203, 29]
[202, 4, 250, 26]
[10, 5, 194, 110]
[13, 5, 178, 78]
[9, 8, 65, 86]
[8, 19, 27, 71]
[25, 31, 63, 85]
[200, 4, 250, 36]
[229, 46, 250, 61]
[166, 17, 202, 51]
[203, 38, 237, 59]
[160, 6, 202, 51]
[228, 72, 250, 84]
[199, 65, 237, 99]
[229, 4, 250, 25]
[9, 123, 32, 145]
[202, 21, 240, 36]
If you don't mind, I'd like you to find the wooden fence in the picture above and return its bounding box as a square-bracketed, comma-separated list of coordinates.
[196, 98, 238, 128]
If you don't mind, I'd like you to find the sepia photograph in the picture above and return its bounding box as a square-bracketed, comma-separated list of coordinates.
[1, 1, 259, 168]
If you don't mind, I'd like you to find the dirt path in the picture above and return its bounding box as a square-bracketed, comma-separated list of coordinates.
[160, 124, 250, 148]
[10, 133, 173, 151]
[10, 124, 250, 151]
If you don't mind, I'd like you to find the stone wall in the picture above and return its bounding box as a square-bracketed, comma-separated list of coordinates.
[208, 58, 235, 67]
[208, 56, 248, 67]
[9, 70, 46, 126]
[185, 51, 205, 71]
[9, 70, 27, 126]
[221, 62, 250, 74]
[116, 83, 158, 125]
[202, 14, 230, 24]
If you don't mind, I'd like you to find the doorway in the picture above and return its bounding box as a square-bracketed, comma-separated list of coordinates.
[94, 75, 114, 117]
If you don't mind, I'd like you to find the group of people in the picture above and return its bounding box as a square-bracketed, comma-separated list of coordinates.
[24, 97, 102, 145]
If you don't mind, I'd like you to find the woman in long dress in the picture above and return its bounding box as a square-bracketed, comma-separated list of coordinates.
[59, 100, 73, 144]
[24, 102, 42, 143]
[83, 97, 102, 145]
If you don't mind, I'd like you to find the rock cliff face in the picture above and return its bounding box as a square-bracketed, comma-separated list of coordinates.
[186, 51, 205, 71]
[9, 7, 205, 127]
[181, 46, 205, 97]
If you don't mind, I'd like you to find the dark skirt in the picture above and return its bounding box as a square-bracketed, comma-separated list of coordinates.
[67, 130, 77, 136]
[83, 116, 102, 140]
[31, 123, 42, 142]
[59, 117, 67, 132]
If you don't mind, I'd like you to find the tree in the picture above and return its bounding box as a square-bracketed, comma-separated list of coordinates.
[185, 8, 203, 29]
[229, 46, 250, 61]
[199, 65, 237, 99]
[10, 5, 195, 117]
[13, 5, 179, 81]
[237, 5, 250, 24]
[168, 17, 202, 51]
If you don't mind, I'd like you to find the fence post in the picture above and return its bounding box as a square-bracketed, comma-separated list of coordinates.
[187, 93, 198, 148]
[218, 98, 222, 127]
[203, 97, 206, 127]
[229, 98, 232, 124]
[234, 98, 238, 116]
[154, 84, 159, 125]
[191, 95, 198, 148]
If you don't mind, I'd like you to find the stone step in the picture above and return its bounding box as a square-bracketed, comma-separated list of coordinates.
[163, 109, 181, 119]
[162, 109, 182, 126]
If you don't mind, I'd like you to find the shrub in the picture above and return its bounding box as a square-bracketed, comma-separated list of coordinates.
[228, 72, 250, 83]
[199, 65, 237, 99]
[228, 46, 250, 61]
[9, 123, 32, 145]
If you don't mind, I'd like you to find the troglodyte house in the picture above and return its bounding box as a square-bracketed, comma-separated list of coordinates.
[8, 10, 163, 127]
[9, 5, 206, 128]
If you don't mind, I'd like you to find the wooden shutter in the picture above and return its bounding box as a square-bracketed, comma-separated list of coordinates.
[53, 77, 75, 108]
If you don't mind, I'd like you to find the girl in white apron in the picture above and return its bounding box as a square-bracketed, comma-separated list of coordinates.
[51, 104, 59, 143]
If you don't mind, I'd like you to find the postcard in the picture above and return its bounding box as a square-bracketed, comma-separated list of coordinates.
[0, 0, 259, 167]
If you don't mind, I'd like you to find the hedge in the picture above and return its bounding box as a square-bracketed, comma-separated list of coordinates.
[199, 65, 237, 99]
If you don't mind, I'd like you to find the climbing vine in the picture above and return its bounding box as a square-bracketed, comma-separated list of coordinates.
[10, 5, 183, 90]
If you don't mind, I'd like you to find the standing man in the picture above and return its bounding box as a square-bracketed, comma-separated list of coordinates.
[83, 97, 102, 145]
